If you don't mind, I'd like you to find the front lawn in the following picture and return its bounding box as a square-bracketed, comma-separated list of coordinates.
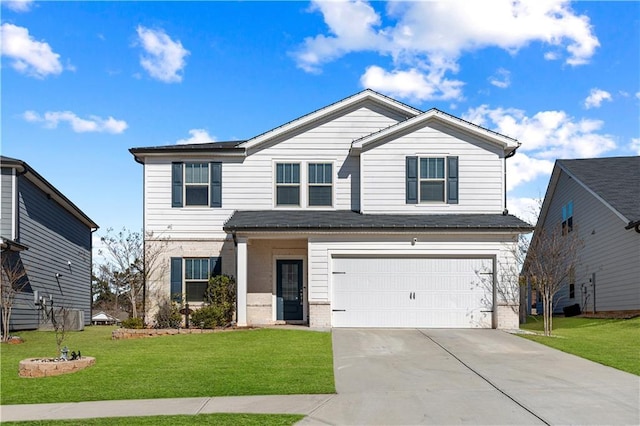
[520, 316, 640, 375]
[1, 327, 335, 405]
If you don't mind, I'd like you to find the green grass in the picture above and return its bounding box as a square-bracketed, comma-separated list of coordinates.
[520, 316, 640, 375]
[1, 327, 335, 405]
[2, 413, 304, 425]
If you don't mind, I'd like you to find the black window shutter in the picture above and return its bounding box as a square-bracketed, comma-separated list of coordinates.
[170, 257, 182, 302]
[171, 163, 184, 207]
[406, 156, 418, 204]
[210, 162, 222, 208]
[209, 257, 222, 276]
[447, 156, 459, 204]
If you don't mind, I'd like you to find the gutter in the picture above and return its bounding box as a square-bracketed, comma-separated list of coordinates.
[624, 220, 640, 233]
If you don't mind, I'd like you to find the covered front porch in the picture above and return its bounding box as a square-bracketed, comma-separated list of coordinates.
[235, 235, 308, 326]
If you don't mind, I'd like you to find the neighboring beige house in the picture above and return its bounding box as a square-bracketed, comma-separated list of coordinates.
[130, 90, 532, 329]
[528, 156, 640, 315]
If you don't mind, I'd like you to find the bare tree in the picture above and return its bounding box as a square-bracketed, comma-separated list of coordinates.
[1, 251, 30, 342]
[98, 228, 168, 323]
[48, 305, 70, 357]
[474, 234, 530, 318]
[523, 223, 582, 336]
[99, 228, 146, 319]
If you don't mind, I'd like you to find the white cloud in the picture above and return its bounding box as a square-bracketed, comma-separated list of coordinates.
[136, 26, 189, 83]
[23, 110, 128, 134]
[506, 196, 543, 225]
[584, 88, 612, 109]
[3, 0, 34, 12]
[488, 68, 511, 89]
[176, 129, 216, 145]
[293, 0, 599, 101]
[294, 0, 386, 73]
[505, 153, 555, 192]
[360, 65, 463, 102]
[635, 92, 640, 100]
[630, 138, 640, 155]
[463, 105, 617, 160]
[0, 23, 64, 78]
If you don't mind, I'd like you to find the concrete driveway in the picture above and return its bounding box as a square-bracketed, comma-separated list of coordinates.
[301, 329, 639, 425]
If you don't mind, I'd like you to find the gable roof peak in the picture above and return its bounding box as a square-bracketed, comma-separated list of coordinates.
[239, 89, 422, 150]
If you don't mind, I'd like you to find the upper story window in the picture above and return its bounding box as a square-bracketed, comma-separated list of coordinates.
[419, 158, 445, 202]
[185, 163, 209, 206]
[172, 162, 222, 208]
[562, 201, 573, 235]
[406, 156, 458, 205]
[308, 163, 332, 206]
[276, 163, 300, 206]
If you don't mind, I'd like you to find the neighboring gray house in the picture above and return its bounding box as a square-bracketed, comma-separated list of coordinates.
[530, 156, 640, 314]
[1, 156, 98, 332]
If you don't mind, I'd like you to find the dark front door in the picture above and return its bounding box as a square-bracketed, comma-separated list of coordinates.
[276, 260, 303, 321]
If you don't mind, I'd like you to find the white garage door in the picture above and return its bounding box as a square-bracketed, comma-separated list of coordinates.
[332, 257, 493, 328]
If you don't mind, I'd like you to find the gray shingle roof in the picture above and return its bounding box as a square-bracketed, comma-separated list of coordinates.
[129, 141, 245, 154]
[224, 210, 533, 232]
[558, 156, 640, 226]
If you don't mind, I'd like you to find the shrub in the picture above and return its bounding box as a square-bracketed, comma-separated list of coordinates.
[191, 275, 236, 329]
[154, 300, 182, 329]
[121, 317, 144, 329]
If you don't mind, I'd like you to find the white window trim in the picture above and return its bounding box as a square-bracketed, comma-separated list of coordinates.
[273, 161, 302, 208]
[183, 257, 209, 305]
[307, 161, 334, 208]
[418, 156, 447, 204]
[183, 162, 210, 208]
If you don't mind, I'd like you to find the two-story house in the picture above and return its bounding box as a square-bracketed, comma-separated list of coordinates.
[130, 90, 532, 329]
[1, 156, 98, 332]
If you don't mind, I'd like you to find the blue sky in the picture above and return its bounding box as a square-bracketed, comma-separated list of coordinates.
[2, 0, 639, 242]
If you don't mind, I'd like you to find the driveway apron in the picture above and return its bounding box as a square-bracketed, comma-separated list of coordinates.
[301, 329, 639, 425]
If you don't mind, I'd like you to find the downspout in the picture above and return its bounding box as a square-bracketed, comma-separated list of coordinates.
[503, 146, 518, 215]
[133, 154, 147, 324]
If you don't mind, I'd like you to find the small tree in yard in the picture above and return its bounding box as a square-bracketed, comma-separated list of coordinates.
[99, 228, 169, 322]
[523, 223, 582, 336]
[191, 275, 236, 329]
[1, 251, 29, 342]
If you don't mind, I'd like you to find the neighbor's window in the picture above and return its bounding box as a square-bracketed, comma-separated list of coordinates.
[562, 201, 574, 235]
[308, 163, 332, 206]
[568, 267, 576, 299]
[276, 163, 300, 206]
[184, 258, 210, 302]
[185, 163, 209, 206]
[419, 157, 445, 202]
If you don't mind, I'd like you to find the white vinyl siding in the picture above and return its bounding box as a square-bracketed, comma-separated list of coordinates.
[144, 105, 404, 238]
[361, 122, 505, 214]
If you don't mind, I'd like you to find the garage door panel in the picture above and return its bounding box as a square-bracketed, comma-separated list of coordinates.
[332, 257, 493, 328]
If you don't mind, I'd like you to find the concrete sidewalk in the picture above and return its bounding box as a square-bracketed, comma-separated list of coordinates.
[0, 394, 335, 422]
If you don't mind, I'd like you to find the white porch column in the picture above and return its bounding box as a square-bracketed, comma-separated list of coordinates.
[236, 237, 248, 327]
